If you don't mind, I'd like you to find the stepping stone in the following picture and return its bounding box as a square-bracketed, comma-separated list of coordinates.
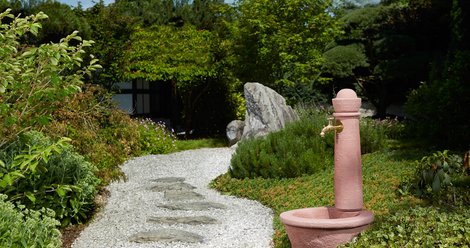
[129, 229, 203, 243]
[151, 177, 185, 183]
[164, 190, 204, 201]
[150, 182, 196, 192]
[159, 201, 227, 211]
[147, 216, 219, 225]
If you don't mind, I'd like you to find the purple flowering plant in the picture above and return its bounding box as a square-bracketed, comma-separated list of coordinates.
[137, 118, 176, 154]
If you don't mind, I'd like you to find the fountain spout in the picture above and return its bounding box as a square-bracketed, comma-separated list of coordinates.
[320, 117, 343, 138]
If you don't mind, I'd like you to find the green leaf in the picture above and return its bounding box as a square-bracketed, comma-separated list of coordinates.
[29, 161, 39, 173]
[56, 186, 66, 197]
[25, 192, 36, 203]
[50, 57, 59, 66]
[2, 174, 13, 186]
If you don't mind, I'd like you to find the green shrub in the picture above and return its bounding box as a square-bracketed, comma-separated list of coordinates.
[46, 85, 142, 184]
[229, 106, 391, 179]
[400, 150, 468, 206]
[137, 118, 176, 155]
[230, 110, 334, 179]
[0, 131, 100, 226]
[405, 52, 470, 150]
[345, 206, 470, 247]
[0, 9, 100, 147]
[0, 194, 61, 248]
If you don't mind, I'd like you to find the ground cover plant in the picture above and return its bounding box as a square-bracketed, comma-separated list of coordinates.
[0, 194, 62, 247]
[175, 137, 227, 152]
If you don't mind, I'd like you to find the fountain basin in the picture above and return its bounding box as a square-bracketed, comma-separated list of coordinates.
[280, 207, 373, 248]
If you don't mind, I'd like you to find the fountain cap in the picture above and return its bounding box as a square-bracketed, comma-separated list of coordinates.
[332, 89, 361, 113]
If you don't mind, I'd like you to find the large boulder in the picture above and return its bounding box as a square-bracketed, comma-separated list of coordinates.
[241, 82, 298, 139]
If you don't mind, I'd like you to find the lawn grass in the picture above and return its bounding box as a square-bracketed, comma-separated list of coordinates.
[175, 137, 228, 151]
[211, 147, 425, 247]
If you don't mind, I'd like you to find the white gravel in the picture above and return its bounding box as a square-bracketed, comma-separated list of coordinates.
[72, 148, 274, 248]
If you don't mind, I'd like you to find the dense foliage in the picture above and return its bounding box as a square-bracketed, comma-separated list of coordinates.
[232, 0, 341, 92]
[0, 9, 100, 146]
[0, 194, 62, 247]
[0, 131, 100, 226]
[404, 1, 470, 150]
[400, 150, 470, 206]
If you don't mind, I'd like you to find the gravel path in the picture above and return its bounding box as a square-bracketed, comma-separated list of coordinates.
[72, 148, 274, 248]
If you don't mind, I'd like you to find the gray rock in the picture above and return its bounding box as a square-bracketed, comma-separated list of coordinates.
[130, 229, 203, 243]
[150, 182, 196, 192]
[226, 120, 245, 146]
[159, 201, 227, 211]
[151, 177, 186, 183]
[242, 82, 298, 139]
[147, 216, 219, 225]
[164, 190, 204, 201]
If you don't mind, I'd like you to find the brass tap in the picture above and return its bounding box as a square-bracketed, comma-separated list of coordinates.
[320, 117, 343, 138]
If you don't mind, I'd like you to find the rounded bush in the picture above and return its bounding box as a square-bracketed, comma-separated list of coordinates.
[229, 110, 334, 179]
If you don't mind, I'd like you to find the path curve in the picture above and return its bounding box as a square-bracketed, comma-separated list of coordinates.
[72, 148, 274, 248]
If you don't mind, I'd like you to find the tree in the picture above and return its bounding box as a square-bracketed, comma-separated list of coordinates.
[81, 1, 136, 87]
[28, 1, 91, 44]
[323, 2, 446, 117]
[231, 0, 340, 95]
[123, 24, 235, 131]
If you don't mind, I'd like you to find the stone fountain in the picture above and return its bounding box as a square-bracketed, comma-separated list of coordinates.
[280, 89, 374, 248]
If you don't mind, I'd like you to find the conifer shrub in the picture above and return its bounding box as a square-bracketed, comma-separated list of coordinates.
[229, 106, 390, 179]
[229, 110, 334, 179]
[0, 131, 100, 226]
[0, 194, 61, 248]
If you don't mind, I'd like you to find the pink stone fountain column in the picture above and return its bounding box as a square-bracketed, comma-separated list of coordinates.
[332, 89, 363, 212]
[279, 89, 373, 248]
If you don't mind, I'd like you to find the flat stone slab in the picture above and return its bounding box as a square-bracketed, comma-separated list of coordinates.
[147, 216, 219, 225]
[151, 177, 185, 183]
[150, 182, 196, 192]
[130, 229, 203, 243]
[164, 190, 204, 201]
[159, 201, 227, 211]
